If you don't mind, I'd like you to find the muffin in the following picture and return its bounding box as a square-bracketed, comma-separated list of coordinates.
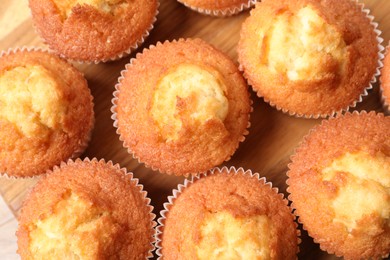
[156, 167, 299, 259]
[0, 48, 94, 178]
[177, 0, 257, 16]
[238, 0, 382, 118]
[16, 158, 156, 259]
[287, 112, 390, 259]
[112, 38, 251, 176]
[29, 0, 158, 62]
[381, 42, 390, 112]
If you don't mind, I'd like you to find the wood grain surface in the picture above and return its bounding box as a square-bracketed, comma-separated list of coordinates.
[0, 0, 389, 259]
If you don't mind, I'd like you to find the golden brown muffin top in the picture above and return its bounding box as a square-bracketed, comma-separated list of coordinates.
[381, 44, 390, 105]
[159, 168, 299, 259]
[29, 0, 158, 62]
[238, 0, 379, 117]
[287, 112, 390, 259]
[0, 49, 94, 177]
[17, 159, 155, 259]
[115, 38, 251, 176]
[179, 0, 253, 12]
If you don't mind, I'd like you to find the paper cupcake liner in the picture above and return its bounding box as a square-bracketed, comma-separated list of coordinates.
[380, 43, 390, 115]
[285, 114, 340, 256]
[29, 1, 159, 64]
[155, 166, 301, 258]
[178, 0, 257, 17]
[0, 47, 95, 178]
[111, 39, 252, 176]
[18, 157, 157, 259]
[239, 0, 384, 119]
[286, 110, 388, 258]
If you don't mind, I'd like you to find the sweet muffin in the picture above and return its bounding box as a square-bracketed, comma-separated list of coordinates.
[177, 0, 256, 16]
[156, 167, 299, 259]
[238, 0, 381, 118]
[287, 112, 390, 259]
[381, 42, 390, 112]
[17, 158, 156, 259]
[0, 48, 94, 178]
[112, 38, 251, 176]
[29, 0, 158, 62]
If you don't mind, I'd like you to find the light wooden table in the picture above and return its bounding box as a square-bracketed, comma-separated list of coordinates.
[0, 0, 389, 259]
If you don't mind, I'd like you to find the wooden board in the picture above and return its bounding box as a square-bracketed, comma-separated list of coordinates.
[0, 0, 389, 258]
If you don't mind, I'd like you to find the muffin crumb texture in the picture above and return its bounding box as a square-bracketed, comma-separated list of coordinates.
[52, 0, 128, 19]
[322, 151, 390, 232]
[17, 159, 155, 259]
[0, 50, 94, 177]
[29, 0, 158, 61]
[238, 0, 379, 116]
[0, 65, 67, 139]
[160, 169, 298, 259]
[288, 112, 390, 259]
[28, 192, 119, 259]
[267, 6, 347, 82]
[151, 63, 228, 141]
[115, 38, 250, 175]
[197, 211, 271, 259]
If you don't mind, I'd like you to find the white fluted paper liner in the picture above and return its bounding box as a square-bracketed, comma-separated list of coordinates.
[18, 157, 157, 258]
[286, 111, 389, 259]
[178, 0, 257, 17]
[111, 39, 252, 176]
[239, 0, 384, 119]
[28, 1, 159, 64]
[380, 43, 390, 115]
[0, 47, 94, 178]
[285, 114, 339, 255]
[155, 166, 300, 258]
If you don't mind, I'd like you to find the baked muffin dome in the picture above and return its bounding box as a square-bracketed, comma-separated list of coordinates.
[287, 112, 390, 259]
[381, 43, 390, 110]
[0, 49, 94, 178]
[178, 0, 256, 16]
[17, 158, 155, 259]
[113, 38, 251, 176]
[238, 0, 381, 117]
[29, 0, 158, 62]
[157, 167, 299, 259]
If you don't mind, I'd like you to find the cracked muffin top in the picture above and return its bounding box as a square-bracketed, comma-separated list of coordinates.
[0, 49, 94, 177]
[17, 159, 155, 259]
[238, 0, 380, 117]
[159, 167, 299, 259]
[287, 112, 390, 259]
[114, 38, 251, 176]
